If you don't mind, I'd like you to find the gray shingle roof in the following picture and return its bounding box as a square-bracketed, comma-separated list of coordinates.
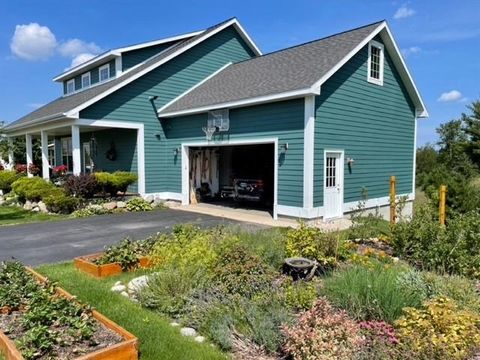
[160, 21, 384, 115]
[4, 18, 237, 131]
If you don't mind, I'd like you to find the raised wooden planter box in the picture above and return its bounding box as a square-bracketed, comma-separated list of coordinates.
[74, 253, 151, 278]
[0, 268, 139, 360]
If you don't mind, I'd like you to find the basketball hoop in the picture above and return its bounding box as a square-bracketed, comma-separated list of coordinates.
[202, 126, 216, 141]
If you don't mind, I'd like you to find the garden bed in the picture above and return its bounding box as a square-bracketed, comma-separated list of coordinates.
[74, 253, 151, 278]
[0, 265, 138, 360]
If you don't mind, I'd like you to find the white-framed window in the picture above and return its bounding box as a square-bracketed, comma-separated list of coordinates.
[99, 64, 110, 82]
[61, 137, 73, 172]
[81, 73, 91, 89]
[367, 40, 384, 85]
[66, 79, 75, 94]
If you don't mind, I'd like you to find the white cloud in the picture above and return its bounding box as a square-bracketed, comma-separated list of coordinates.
[401, 46, 421, 57]
[437, 90, 465, 102]
[68, 53, 97, 69]
[394, 5, 416, 19]
[10, 23, 57, 61]
[58, 39, 102, 58]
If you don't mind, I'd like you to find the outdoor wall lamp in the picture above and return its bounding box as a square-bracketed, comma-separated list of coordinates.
[347, 157, 355, 165]
[173, 147, 180, 156]
[281, 143, 289, 152]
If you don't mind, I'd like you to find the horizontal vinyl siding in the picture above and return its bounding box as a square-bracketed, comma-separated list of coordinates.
[166, 99, 305, 207]
[121, 42, 178, 71]
[79, 26, 256, 194]
[314, 39, 415, 207]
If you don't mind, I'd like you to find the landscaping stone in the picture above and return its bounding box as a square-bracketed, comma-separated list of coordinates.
[111, 284, 127, 293]
[120, 291, 130, 298]
[127, 275, 149, 295]
[117, 201, 127, 208]
[144, 195, 154, 203]
[114, 281, 122, 286]
[38, 201, 48, 213]
[31, 207, 40, 212]
[103, 202, 117, 211]
[194, 336, 205, 343]
[170, 322, 180, 327]
[180, 327, 197, 337]
[23, 201, 33, 210]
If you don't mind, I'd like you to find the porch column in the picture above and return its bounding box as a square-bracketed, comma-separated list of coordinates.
[40, 131, 49, 179]
[25, 134, 33, 178]
[71, 125, 81, 175]
[7, 137, 14, 169]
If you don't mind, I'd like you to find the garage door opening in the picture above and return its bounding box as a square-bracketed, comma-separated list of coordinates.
[187, 143, 275, 215]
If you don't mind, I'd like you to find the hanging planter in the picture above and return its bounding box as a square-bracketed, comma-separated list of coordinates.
[106, 142, 117, 161]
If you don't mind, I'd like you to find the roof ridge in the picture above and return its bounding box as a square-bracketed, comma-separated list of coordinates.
[230, 19, 385, 66]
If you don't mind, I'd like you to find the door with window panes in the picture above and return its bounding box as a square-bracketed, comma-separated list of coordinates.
[324, 151, 344, 218]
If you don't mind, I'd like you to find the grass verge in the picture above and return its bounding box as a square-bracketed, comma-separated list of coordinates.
[36, 262, 226, 360]
[0, 206, 67, 226]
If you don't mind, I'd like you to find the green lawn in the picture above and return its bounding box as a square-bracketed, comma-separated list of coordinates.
[36, 262, 226, 360]
[0, 206, 67, 226]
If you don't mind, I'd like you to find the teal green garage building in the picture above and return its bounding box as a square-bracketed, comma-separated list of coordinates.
[4, 18, 427, 220]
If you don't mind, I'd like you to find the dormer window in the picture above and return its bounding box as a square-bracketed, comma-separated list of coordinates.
[81, 73, 91, 89]
[99, 64, 110, 82]
[367, 40, 384, 86]
[66, 79, 75, 94]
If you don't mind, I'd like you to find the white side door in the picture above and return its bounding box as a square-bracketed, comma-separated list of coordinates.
[324, 151, 344, 219]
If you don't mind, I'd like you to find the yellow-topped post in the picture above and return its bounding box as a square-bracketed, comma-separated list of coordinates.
[390, 176, 396, 224]
[439, 185, 447, 226]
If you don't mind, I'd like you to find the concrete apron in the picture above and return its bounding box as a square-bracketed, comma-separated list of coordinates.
[167, 202, 351, 231]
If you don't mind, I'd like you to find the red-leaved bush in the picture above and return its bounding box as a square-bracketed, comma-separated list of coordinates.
[53, 164, 68, 176]
[15, 164, 27, 174]
[282, 297, 362, 360]
[28, 163, 40, 175]
[0, 164, 4, 171]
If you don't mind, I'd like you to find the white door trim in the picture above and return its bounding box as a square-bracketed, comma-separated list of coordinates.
[181, 137, 279, 220]
[323, 149, 344, 219]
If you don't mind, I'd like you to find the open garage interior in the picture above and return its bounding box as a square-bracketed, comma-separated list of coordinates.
[188, 143, 275, 214]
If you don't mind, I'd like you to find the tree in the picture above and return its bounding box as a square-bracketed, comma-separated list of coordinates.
[415, 144, 438, 187]
[463, 100, 480, 166]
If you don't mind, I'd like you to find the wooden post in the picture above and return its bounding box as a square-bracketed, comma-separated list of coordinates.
[390, 176, 396, 224]
[439, 185, 447, 226]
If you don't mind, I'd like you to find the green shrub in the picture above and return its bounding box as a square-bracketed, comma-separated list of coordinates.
[94, 171, 137, 197]
[71, 205, 110, 218]
[284, 279, 319, 311]
[126, 197, 153, 212]
[322, 263, 423, 323]
[391, 205, 480, 278]
[282, 297, 362, 360]
[0, 170, 22, 194]
[150, 225, 218, 273]
[286, 222, 347, 270]
[395, 297, 480, 360]
[43, 194, 79, 214]
[11, 177, 63, 202]
[96, 238, 154, 270]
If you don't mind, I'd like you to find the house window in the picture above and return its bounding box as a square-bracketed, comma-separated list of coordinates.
[368, 41, 384, 85]
[81, 73, 91, 89]
[66, 79, 75, 94]
[61, 137, 73, 172]
[99, 64, 110, 82]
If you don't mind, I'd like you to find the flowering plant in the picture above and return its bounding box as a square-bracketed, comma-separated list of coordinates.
[27, 163, 40, 175]
[14, 164, 27, 174]
[53, 164, 68, 176]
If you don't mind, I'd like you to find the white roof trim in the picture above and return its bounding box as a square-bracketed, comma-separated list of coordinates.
[232, 21, 262, 56]
[156, 62, 233, 114]
[53, 30, 203, 82]
[160, 21, 428, 119]
[310, 21, 427, 117]
[159, 88, 318, 118]
[64, 18, 260, 118]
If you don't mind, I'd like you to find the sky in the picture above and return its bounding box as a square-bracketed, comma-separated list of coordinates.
[0, 0, 479, 146]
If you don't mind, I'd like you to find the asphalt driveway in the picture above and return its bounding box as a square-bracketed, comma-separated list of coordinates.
[0, 209, 263, 266]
